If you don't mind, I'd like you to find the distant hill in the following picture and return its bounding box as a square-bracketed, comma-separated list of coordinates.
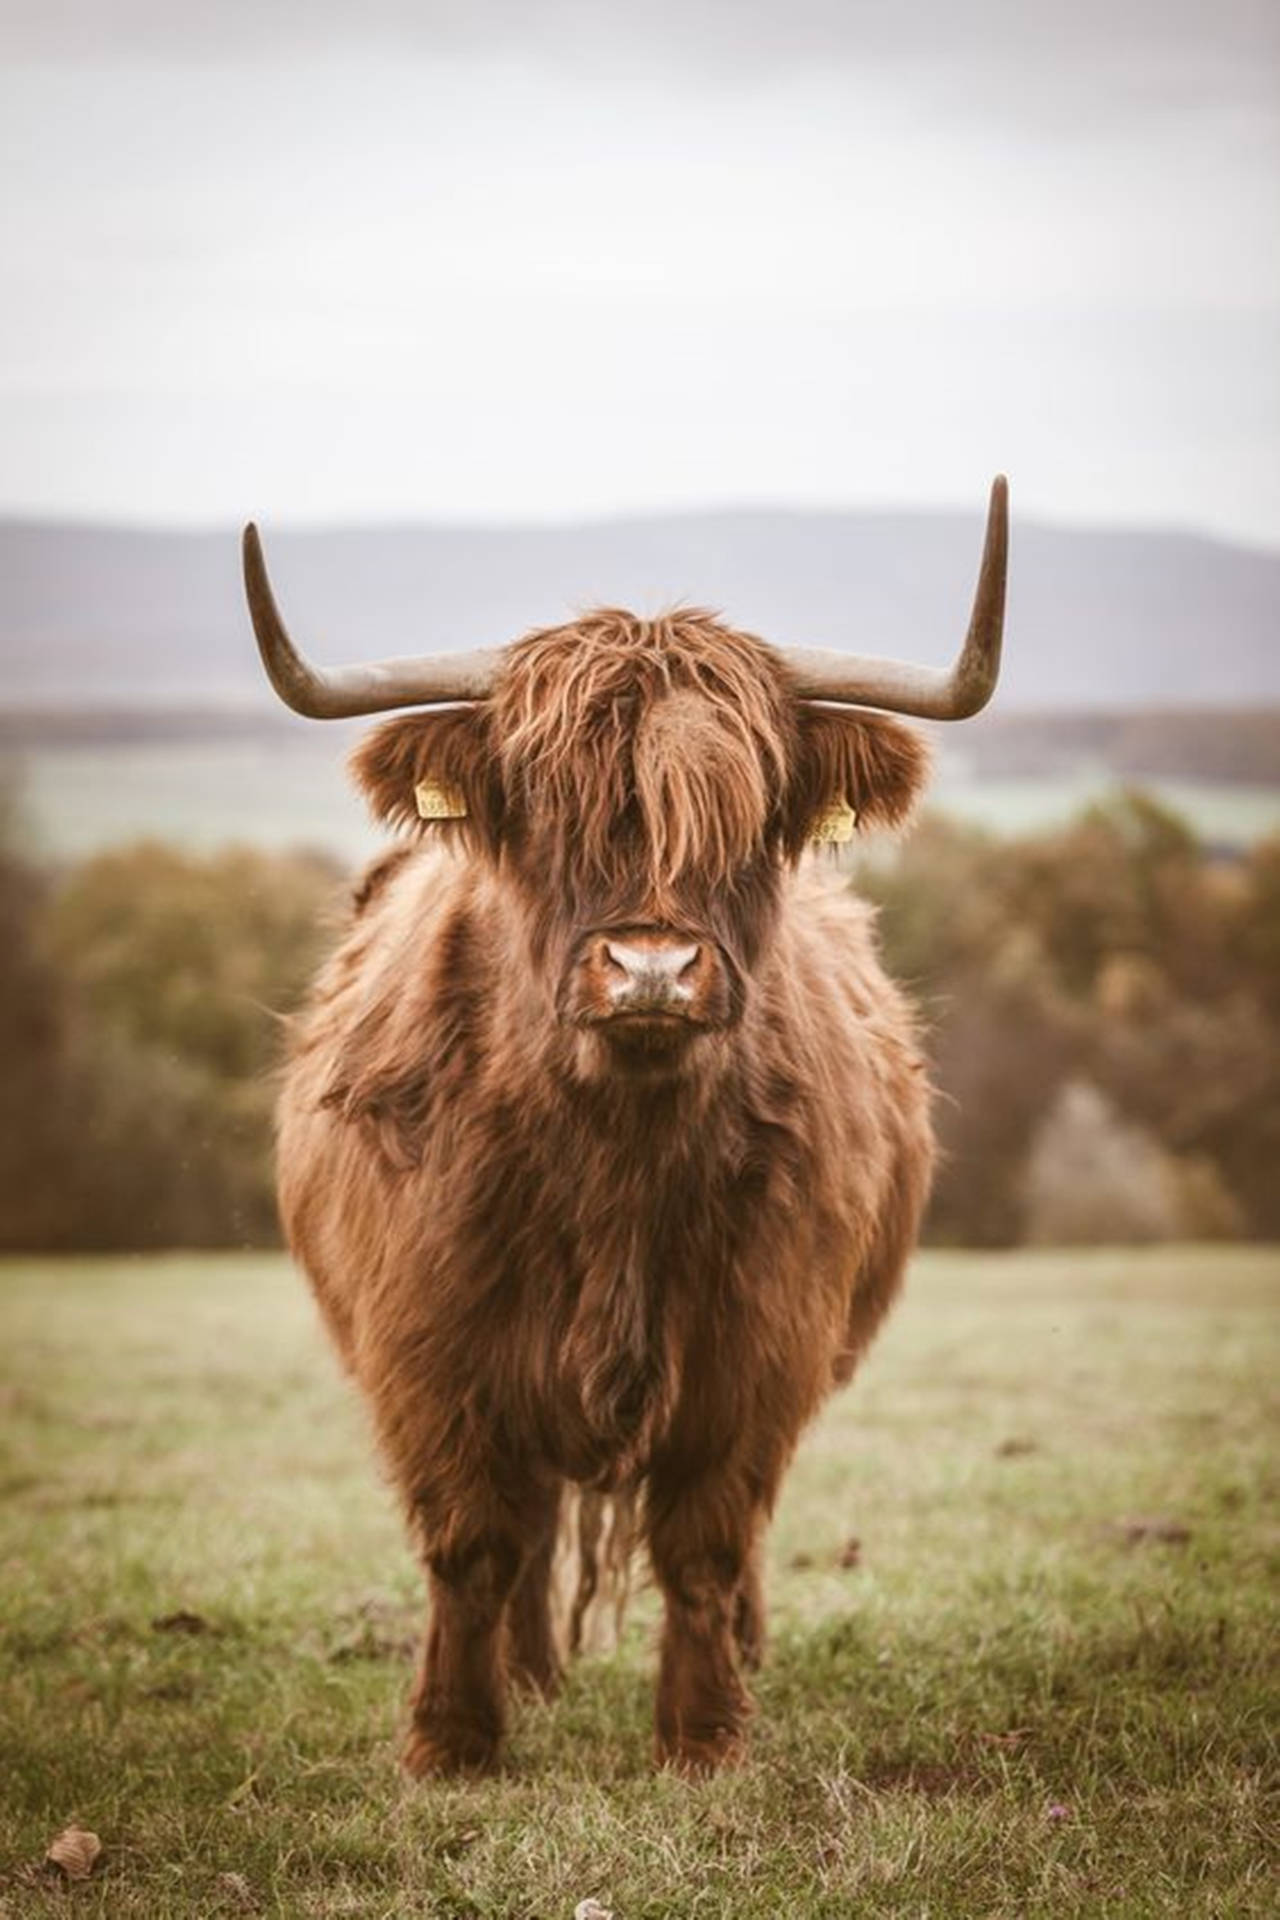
[3, 509, 1278, 711]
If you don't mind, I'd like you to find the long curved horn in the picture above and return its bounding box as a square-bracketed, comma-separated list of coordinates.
[242, 524, 501, 716]
[780, 474, 1008, 718]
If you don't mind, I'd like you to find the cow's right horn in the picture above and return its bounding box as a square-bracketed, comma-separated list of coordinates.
[242, 524, 501, 717]
[779, 475, 1008, 719]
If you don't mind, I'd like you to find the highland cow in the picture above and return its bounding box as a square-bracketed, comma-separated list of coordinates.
[242, 479, 1008, 1776]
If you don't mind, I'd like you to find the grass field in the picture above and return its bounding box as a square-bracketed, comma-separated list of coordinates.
[1, 1248, 1276, 1917]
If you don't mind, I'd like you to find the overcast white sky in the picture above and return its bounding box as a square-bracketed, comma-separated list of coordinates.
[2, 2, 1277, 541]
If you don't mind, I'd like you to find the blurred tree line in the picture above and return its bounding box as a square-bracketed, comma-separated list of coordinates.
[1, 788, 1277, 1250]
[862, 794, 1280, 1245]
[0, 797, 340, 1250]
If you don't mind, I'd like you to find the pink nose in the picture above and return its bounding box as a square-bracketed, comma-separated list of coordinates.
[602, 935, 703, 1014]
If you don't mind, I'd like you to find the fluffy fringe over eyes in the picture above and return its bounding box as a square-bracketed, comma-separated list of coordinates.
[496, 609, 791, 889]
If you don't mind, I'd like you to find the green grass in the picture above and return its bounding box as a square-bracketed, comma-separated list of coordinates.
[1, 1248, 1277, 1917]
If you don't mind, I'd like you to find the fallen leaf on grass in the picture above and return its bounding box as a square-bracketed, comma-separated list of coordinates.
[574, 1902, 614, 1920]
[151, 1609, 214, 1635]
[216, 1870, 257, 1910]
[45, 1825, 102, 1880]
[974, 1728, 1033, 1750]
[995, 1437, 1038, 1458]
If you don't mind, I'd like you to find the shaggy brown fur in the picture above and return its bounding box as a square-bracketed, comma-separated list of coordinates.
[278, 608, 935, 1776]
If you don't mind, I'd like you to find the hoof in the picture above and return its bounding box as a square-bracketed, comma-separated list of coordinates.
[402, 1717, 501, 1779]
[655, 1723, 748, 1776]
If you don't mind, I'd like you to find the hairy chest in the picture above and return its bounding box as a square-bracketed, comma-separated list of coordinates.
[435, 1108, 820, 1487]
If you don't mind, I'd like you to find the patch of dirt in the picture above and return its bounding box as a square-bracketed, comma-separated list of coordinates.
[151, 1609, 217, 1635]
[327, 1623, 416, 1664]
[0, 1474, 42, 1500]
[142, 1675, 201, 1702]
[972, 1727, 1034, 1751]
[1108, 1518, 1193, 1547]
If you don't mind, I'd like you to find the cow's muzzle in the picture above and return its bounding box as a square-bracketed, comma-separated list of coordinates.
[566, 927, 732, 1038]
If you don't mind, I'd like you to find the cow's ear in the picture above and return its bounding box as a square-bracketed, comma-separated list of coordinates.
[350, 704, 504, 855]
[784, 705, 930, 856]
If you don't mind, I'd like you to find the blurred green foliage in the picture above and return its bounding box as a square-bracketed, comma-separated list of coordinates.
[862, 792, 1280, 1244]
[1, 789, 1278, 1249]
[0, 817, 340, 1250]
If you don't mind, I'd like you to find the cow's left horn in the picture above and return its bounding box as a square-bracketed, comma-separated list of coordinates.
[242, 524, 501, 716]
[780, 474, 1008, 719]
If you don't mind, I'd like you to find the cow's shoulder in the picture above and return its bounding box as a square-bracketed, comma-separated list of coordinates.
[786, 863, 882, 966]
[351, 843, 414, 918]
[774, 863, 923, 1062]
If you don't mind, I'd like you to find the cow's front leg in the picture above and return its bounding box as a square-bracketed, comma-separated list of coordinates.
[647, 1477, 756, 1774]
[403, 1523, 521, 1777]
[403, 1474, 559, 1778]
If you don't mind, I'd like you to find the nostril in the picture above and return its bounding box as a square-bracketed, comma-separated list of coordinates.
[678, 947, 702, 982]
[603, 940, 633, 979]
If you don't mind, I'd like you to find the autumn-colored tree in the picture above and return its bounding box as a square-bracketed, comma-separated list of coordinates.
[866, 794, 1280, 1243]
[0, 821, 340, 1251]
[2, 789, 1276, 1250]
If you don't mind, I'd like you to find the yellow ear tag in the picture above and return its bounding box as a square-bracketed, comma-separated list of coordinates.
[810, 799, 857, 845]
[413, 780, 468, 821]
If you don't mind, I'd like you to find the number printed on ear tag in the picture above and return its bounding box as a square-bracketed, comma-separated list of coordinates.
[810, 799, 857, 844]
[414, 781, 469, 820]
